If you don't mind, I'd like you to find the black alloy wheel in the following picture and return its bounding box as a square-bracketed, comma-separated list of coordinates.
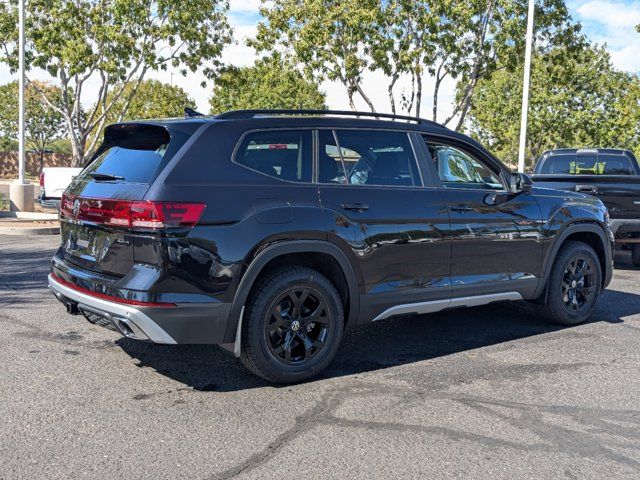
[241, 267, 344, 383]
[264, 287, 331, 365]
[561, 256, 597, 313]
[544, 240, 602, 326]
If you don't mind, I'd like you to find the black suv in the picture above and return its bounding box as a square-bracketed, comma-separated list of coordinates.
[49, 110, 614, 383]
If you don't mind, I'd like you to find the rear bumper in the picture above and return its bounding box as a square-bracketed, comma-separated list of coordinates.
[48, 274, 231, 344]
[38, 194, 60, 209]
[610, 219, 640, 243]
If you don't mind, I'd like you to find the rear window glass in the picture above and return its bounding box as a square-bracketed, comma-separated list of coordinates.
[81, 124, 192, 184]
[540, 153, 636, 175]
[236, 130, 312, 182]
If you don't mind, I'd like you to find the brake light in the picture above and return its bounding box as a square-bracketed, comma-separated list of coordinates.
[60, 194, 205, 230]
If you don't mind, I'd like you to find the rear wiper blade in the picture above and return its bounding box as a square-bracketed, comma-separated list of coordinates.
[89, 172, 125, 181]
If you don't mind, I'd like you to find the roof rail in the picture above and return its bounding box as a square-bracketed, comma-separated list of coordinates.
[215, 109, 444, 127]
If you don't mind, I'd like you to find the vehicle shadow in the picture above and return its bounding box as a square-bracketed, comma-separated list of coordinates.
[117, 285, 640, 392]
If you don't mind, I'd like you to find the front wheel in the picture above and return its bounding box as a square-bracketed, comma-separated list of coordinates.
[240, 267, 344, 383]
[544, 241, 602, 325]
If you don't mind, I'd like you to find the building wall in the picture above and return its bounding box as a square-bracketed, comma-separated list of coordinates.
[0, 152, 75, 178]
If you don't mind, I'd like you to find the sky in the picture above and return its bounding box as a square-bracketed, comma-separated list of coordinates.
[1, 0, 639, 121]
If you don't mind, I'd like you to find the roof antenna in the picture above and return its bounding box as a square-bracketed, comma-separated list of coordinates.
[184, 107, 204, 118]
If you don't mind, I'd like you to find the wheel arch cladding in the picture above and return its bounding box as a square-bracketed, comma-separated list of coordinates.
[223, 241, 360, 343]
[537, 222, 611, 299]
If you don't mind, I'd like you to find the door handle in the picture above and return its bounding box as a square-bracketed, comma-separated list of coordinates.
[341, 202, 369, 212]
[449, 204, 474, 213]
[575, 184, 598, 194]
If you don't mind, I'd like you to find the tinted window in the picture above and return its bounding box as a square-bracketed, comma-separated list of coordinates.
[236, 130, 312, 182]
[318, 130, 420, 187]
[425, 142, 503, 190]
[540, 153, 636, 175]
[597, 154, 635, 175]
[82, 124, 190, 184]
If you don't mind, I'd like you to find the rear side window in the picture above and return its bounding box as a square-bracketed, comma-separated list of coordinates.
[540, 153, 636, 175]
[236, 130, 312, 182]
[318, 129, 420, 187]
[82, 123, 192, 184]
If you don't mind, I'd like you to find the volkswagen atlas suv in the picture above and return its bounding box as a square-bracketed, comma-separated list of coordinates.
[49, 109, 614, 383]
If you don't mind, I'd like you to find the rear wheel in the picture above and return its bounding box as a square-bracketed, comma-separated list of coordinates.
[632, 245, 640, 267]
[240, 267, 344, 383]
[544, 241, 602, 325]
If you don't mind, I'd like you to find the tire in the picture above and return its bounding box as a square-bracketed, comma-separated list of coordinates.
[632, 245, 640, 267]
[240, 267, 344, 383]
[544, 240, 602, 326]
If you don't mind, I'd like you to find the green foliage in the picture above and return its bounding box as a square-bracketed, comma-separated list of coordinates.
[48, 138, 73, 155]
[253, 0, 380, 111]
[0, 80, 66, 157]
[255, 0, 580, 127]
[0, 0, 231, 165]
[467, 45, 640, 169]
[209, 55, 326, 113]
[94, 79, 195, 125]
[89, 79, 195, 147]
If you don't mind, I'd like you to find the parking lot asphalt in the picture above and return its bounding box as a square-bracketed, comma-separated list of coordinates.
[1, 235, 639, 479]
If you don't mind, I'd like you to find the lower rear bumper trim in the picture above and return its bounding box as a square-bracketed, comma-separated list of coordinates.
[48, 274, 177, 344]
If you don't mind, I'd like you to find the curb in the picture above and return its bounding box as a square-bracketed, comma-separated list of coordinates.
[0, 226, 60, 236]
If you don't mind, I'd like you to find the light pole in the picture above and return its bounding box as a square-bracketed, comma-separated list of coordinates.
[9, 0, 34, 211]
[517, 0, 535, 173]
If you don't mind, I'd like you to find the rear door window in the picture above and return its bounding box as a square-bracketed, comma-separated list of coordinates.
[236, 130, 312, 182]
[318, 129, 421, 187]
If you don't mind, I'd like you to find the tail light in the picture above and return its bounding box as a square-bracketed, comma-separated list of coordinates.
[60, 194, 205, 230]
[39, 172, 44, 190]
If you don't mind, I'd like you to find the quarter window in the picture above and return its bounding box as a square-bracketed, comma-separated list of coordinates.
[236, 130, 312, 182]
[425, 142, 503, 190]
[318, 130, 420, 187]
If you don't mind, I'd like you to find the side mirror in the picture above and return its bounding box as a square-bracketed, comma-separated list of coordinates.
[510, 172, 533, 194]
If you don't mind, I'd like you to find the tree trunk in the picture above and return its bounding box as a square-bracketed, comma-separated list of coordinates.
[356, 84, 376, 113]
[416, 74, 423, 118]
[388, 74, 399, 114]
[347, 89, 356, 111]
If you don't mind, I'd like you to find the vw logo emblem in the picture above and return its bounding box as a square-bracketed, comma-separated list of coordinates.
[290, 320, 301, 332]
[72, 199, 81, 216]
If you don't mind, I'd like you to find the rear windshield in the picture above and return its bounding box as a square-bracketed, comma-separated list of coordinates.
[540, 153, 637, 175]
[81, 123, 194, 184]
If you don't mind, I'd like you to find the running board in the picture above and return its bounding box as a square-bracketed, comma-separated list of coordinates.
[372, 292, 523, 322]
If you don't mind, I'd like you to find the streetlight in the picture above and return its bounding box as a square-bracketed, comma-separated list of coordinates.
[517, 0, 535, 173]
[9, 0, 34, 212]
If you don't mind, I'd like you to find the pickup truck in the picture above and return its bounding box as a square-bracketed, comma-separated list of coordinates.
[531, 148, 640, 266]
[39, 167, 82, 208]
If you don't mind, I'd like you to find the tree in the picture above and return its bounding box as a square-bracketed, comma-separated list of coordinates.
[209, 55, 326, 113]
[466, 45, 640, 169]
[0, 80, 66, 169]
[256, 0, 580, 127]
[89, 79, 195, 145]
[253, 0, 378, 111]
[0, 0, 231, 166]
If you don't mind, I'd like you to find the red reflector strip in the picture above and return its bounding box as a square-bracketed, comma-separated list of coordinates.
[60, 194, 205, 230]
[51, 273, 177, 308]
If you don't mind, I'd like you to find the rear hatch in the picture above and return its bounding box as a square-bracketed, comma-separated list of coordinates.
[59, 122, 200, 277]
